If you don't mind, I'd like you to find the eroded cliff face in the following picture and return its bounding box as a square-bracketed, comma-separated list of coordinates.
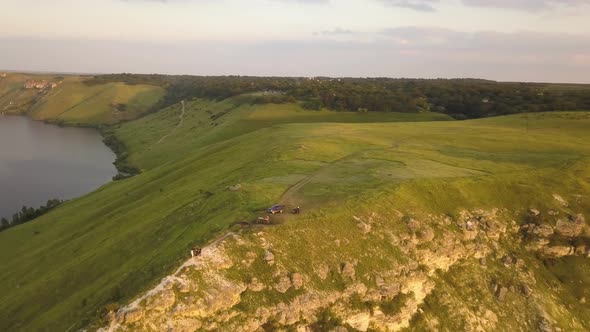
[100, 204, 589, 332]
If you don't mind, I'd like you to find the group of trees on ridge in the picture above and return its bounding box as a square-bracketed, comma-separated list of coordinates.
[0, 199, 63, 232]
[86, 74, 590, 119]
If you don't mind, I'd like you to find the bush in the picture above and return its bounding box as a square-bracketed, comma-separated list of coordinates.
[350, 292, 374, 312]
[310, 309, 343, 332]
[380, 292, 414, 316]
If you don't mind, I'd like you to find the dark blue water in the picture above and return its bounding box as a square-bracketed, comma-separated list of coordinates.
[0, 116, 116, 219]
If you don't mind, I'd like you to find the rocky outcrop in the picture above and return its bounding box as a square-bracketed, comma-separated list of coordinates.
[554, 217, 585, 237]
[23, 80, 58, 90]
[521, 212, 589, 258]
[542, 245, 574, 257]
[101, 208, 589, 332]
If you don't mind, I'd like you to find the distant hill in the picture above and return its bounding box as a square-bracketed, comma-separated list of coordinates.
[0, 73, 164, 126]
[86, 73, 590, 120]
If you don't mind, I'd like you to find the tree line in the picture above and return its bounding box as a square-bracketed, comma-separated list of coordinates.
[0, 199, 63, 232]
[85, 74, 590, 119]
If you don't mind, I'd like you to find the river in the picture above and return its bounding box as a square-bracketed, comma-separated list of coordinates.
[0, 116, 117, 220]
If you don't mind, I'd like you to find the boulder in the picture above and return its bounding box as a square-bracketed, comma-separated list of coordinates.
[532, 224, 554, 238]
[275, 302, 301, 325]
[264, 250, 275, 266]
[484, 219, 504, 240]
[555, 219, 584, 237]
[207, 283, 247, 314]
[495, 286, 508, 301]
[539, 317, 554, 332]
[553, 194, 568, 207]
[248, 278, 265, 292]
[291, 273, 304, 290]
[345, 282, 368, 297]
[521, 284, 533, 297]
[167, 318, 202, 332]
[331, 327, 349, 332]
[380, 283, 401, 298]
[375, 275, 385, 287]
[341, 262, 356, 279]
[483, 310, 498, 324]
[148, 290, 176, 312]
[417, 227, 435, 242]
[542, 245, 573, 258]
[316, 264, 329, 280]
[357, 222, 371, 234]
[178, 281, 192, 293]
[345, 312, 370, 332]
[575, 245, 587, 255]
[479, 257, 487, 266]
[405, 217, 421, 232]
[122, 309, 144, 324]
[529, 208, 541, 216]
[228, 184, 242, 191]
[275, 275, 292, 293]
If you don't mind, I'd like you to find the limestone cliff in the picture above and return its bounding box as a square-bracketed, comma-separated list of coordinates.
[100, 206, 589, 332]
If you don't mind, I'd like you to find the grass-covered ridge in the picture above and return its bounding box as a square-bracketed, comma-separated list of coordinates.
[0, 86, 589, 331]
[0, 73, 164, 126]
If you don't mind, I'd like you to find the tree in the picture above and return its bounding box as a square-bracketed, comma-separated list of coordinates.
[1, 199, 63, 232]
[0, 218, 9, 231]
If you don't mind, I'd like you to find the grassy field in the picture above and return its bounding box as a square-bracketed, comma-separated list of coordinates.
[0, 90, 589, 331]
[0, 73, 164, 125]
[113, 99, 452, 170]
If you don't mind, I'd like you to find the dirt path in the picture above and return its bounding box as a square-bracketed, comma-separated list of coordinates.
[155, 100, 185, 145]
[279, 141, 409, 207]
[279, 173, 315, 207]
[278, 148, 380, 206]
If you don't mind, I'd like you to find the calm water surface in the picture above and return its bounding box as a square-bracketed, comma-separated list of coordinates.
[0, 116, 116, 219]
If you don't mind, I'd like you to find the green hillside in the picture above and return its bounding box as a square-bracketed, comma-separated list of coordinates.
[0, 73, 164, 125]
[0, 76, 589, 331]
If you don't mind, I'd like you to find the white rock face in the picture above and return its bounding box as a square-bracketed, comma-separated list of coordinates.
[101, 209, 588, 332]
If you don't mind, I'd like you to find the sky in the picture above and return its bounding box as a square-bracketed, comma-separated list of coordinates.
[0, 0, 589, 82]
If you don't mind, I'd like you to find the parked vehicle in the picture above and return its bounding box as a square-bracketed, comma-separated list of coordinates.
[267, 205, 285, 214]
[256, 216, 271, 224]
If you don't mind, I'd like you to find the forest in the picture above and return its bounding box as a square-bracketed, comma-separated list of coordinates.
[86, 74, 590, 119]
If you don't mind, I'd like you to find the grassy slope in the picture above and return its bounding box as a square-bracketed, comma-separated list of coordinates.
[113, 99, 452, 170]
[0, 73, 164, 125]
[0, 95, 589, 331]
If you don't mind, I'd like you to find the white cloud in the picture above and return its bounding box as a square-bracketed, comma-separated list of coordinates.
[461, 0, 589, 11]
[379, 0, 439, 12]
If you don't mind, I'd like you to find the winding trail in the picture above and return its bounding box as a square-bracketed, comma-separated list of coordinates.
[155, 100, 185, 145]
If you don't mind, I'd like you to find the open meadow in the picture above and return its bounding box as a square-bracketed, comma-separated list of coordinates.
[1, 90, 589, 330]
